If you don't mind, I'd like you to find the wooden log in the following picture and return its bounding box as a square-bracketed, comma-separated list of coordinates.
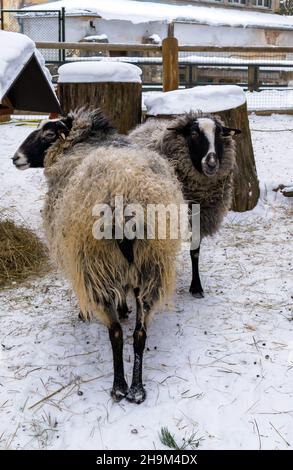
[248, 65, 260, 92]
[0, 97, 12, 122]
[58, 82, 142, 134]
[273, 184, 293, 198]
[0, 113, 11, 123]
[282, 186, 293, 198]
[215, 101, 259, 212]
[146, 101, 260, 212]
[162, 37, 179, 92]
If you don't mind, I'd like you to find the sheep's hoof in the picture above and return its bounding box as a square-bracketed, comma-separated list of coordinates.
[111, 380, 129, 402]
[126, 384, 146, 404]
[189, 285, 204, 298]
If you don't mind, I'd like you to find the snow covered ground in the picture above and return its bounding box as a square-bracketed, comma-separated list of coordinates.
[0, 115, 292, 450]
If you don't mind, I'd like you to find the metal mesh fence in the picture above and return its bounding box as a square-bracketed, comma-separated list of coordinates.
[46, 49, 164, 90]
[0, 9, 65, 62]
[179, 49, 293, 111]
[49, 48, 293, 111]
[1, 9, 293, 112]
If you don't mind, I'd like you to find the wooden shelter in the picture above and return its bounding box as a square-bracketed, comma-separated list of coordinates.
[0, 30, 61, 119]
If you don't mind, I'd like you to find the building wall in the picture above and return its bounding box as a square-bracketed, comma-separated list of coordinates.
[1, 1, 56, 9]
[135, 0, 281, 13]
[175, 21, 292, 46]
[0, 0, 281, 13]
[21, 15, 293, 47]
[26, 0, 57, 4]
[1, 1, 57, 32]
[1, 0, 57, 7]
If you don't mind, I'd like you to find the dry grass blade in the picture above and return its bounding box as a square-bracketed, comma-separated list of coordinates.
[0, 217, 48, 288]
[254, 419, 262, 450]
[28, 380, 76, 410]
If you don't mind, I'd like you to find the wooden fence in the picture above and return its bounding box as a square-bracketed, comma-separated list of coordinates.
[36, 40, 293, 94]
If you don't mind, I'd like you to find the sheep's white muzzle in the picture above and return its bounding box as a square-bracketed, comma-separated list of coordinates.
[201, 152, 219, 177]
[12, 152, 30, 170]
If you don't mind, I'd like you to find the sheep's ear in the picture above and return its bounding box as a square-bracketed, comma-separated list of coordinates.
[60, 115, 74, 131]
[222, 127, 241, 137]
[55, 116, 73, 140]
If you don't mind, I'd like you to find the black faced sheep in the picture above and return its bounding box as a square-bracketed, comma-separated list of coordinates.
[129, 112, 241, 298]
[12, 108, 183, 404]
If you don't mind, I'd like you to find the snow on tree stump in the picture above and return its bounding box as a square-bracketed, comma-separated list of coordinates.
[144, 85, 259, 212]
[58, 62, 142, 134]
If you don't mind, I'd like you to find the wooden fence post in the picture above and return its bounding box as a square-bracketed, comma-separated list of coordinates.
[162, 37, 179, 92]
[248, 65, 260, 92]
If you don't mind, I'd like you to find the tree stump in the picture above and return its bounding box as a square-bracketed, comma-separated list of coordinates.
[214, 101, 259, 212]
[0, 97, 12, 123]
[58, 82, 142, 134]
[0, 107, 11, 123]
[146, 101, 259, 212]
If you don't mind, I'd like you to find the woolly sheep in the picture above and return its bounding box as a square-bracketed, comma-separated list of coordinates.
[13, 108, 183, 404]
[129, 112, 241, 298]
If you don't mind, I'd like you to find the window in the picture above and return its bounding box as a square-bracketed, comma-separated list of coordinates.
[251, 0, 272, 6]
[228, 0, 248, 5]
[186, 0, 272, 7]
[228, 0, 272, 5]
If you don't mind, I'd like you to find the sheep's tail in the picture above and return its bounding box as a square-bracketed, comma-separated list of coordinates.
[116, 238, 135, 264]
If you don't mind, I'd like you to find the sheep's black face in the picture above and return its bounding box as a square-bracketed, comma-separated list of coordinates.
[12, 117, 73, 170]
[169, 117, 241, 178]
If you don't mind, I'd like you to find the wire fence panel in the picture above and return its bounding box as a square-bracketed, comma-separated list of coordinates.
[1, 10, 293, 113]
[46, 49, 164, 91]
[0, 9, 65, 62]
[48, 47, 293, 111]
[178, 49, 293, 111]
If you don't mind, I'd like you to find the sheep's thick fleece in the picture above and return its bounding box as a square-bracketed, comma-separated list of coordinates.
[129, 116, 237, 238]
[43, 113, 183, 325]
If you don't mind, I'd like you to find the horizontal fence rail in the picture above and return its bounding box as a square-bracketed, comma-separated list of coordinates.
[33, 41, 293, 112]
[36, 42, 162, 52]
[35, 42, 293, 54]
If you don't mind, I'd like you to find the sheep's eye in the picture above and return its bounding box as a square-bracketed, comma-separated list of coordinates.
[191, 130, 199, 138]
[43, 130, 56, 140]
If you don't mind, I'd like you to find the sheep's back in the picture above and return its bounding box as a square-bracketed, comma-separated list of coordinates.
[44, 145, 183, 320]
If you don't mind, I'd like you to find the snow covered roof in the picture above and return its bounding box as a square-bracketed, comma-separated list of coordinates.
[0, 31, 60, 112]
[0, 31, 35, 101]
[22, 0, 293, 30]
[144, 85, 246, 115]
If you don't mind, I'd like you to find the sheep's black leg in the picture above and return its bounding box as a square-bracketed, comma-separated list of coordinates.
[189, 244, 204, 298]
[117, 287, 131, 320]
[108, 321, 129, 401]
[117, 300, 131, 320]
[126, 288, 147, 404]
